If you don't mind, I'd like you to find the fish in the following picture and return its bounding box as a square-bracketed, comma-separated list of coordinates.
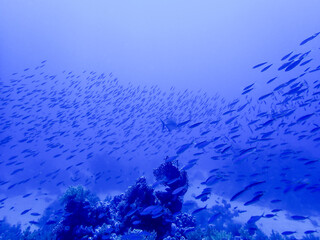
[281, 231, 296, 236]
[239, 147, 256, 156]
[297, 113, 314, 123]
[247, 215, 263, 224]
[223, 110, 235, 115]
[181, 162, 197, 171]
[271, 209, 282, 213]
[10, 168, 24, 175]
[140, 205, 160, 216]
[1, 31, 320, 235]
[243, 83, 255, 91]
[304, 230, 317, 234]
[208, 212, 222, 223]
[281, 51, 293, 61]
[242, 88, 254, 95]
[244, 193, 263, 206]
[194, 141, 211, 149]
[22, 193, 32, 198]
[192, 205, 207, 215]
[21, 208, 32, 215]
[258, 92, 273, 101]
[30, 212, 41, 216]
[267, 77, 277, 84]
[225, 115, 239, 124]
[177, 120, 191, 127]
[289, 53, 301, 61]
[195, 192, 210, 202]
[152, 212, 163, 219]
[230, 189, 247, 201]
[221, 145, 231, 154]
[167, 177, 180, 185]
[253, 62, 268, 69]
[230, 181, 266, 201]
[237, 103, 248, 112]
[300, 32, 320, 45]
[176, 142, 193, 154]
[261, 64, 273, 72]
[189, 122, 203, 128]
[29, 221, 39, 225]
[291, 215, 309, 221]
[161, 119, 178, 132]
[172, 186, 187, 195]
[300, 59, 313, 66]
[278, 61, 293, 71]
[285, 58, 303, 71]
[201, 175, 221, 186]
[126, 208, 138, 217]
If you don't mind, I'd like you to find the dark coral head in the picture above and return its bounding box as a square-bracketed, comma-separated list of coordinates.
[124, 177, 156, 206]
[153, 162, 187, 186]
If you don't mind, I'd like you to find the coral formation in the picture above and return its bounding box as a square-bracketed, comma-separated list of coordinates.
[0, 161, 319, 240]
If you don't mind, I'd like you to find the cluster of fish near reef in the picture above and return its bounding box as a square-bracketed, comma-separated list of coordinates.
[0, 32, 320, 239]
[0, 161, 314, 239]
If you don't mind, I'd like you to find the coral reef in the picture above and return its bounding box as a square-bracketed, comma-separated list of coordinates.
[0, 161, 319, 240]
[21, 161, 193, 240]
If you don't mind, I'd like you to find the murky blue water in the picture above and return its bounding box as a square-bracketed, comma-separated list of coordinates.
[0, 1, 320, 239]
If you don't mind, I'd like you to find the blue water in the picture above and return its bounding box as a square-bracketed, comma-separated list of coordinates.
[0, 1, 320, 239]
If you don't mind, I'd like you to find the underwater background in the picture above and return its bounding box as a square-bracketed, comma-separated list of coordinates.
[1, 1, 320, 239]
